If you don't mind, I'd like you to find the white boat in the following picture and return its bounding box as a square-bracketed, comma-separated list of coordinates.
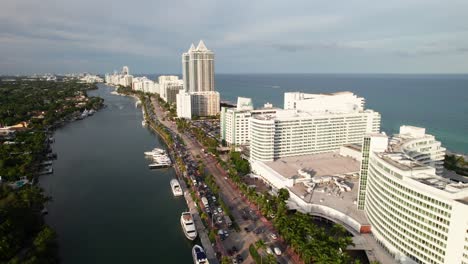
[192, 245, 209, 264]
[144, 148, 165, 156]
[149, 163, 171, 169]
[170, 179, 183, 197]
[181, 212, 197, 240]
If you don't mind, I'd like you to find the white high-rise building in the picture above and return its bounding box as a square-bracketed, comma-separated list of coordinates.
[390, 126, 446, 175]
[158, 75, 183, 102]
[122, 66, 129, 75]
[284, 91, 365, 113]
[190, 91, 220, 117]
[359, 134, 468, 264]
[176, 91, 192, 119]
[105, 66, 133, 87]
[220, 97, 277, 146]
[182, 40, 214, 93]
[177, 41, 219, 119]
[250, 92, 381, 161]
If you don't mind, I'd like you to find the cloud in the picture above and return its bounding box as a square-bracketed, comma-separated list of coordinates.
[0, 0, 468, 74]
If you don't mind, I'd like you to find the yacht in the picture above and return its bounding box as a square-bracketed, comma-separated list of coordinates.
[192, 245, 209, 264]
[148, 162, 171, 169]
[144, 148, 165, 156]
[170, 179, 183, 197]
[142, 120, 146, 126]
[180, 212, 197, 240]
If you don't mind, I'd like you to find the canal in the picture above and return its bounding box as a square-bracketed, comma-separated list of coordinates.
[39, 84, 193, 263]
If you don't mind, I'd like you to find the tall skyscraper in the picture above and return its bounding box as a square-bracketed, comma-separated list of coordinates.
[182, 40, 215, 93]
[177, 40, 219, 119]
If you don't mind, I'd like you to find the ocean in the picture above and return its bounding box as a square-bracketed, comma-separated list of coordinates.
[146, 74, 468, 154]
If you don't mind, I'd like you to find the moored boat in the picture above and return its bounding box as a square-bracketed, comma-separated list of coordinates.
[181, 212, 197, 240]
[192, 245, 209, 264]
[170, 179, 183, 196]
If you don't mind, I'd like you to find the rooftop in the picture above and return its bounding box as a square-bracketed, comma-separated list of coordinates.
[289, 178, 369, 225]
[377, 152, 468, 199]
[378, 152, 428, 171]
[264, 152, 360, 180]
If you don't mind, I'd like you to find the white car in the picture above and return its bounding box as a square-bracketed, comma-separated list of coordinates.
[266, 247, 273, 255]
[270, 233, 278, 240]
[274, 247, 282, 256]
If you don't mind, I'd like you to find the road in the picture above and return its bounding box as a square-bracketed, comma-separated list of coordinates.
[151, 97, 295, 264]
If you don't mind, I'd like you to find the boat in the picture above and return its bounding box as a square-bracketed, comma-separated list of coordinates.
[149, 162, 171, 169]
[192, 245, 209, 264]
[39, 167, 53, 175]
[170, 179, 183, 196]
[180, 212, 197, 240]
[144, 148, 165, 156]
[142, 120, 146, 126]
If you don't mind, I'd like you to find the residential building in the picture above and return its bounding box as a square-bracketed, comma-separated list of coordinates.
[220, 97, 277, 146]
[176, 91, 192, 119]
[105, 66, 133, 87]
[390, 126, 446, 175]
[166, 83, 184, 104]
[158, 75, 183, 102]
[360, 134, 468, 264]
[182, 40, 214, 93]
[177, 41, 219, 119]
[190, 91, 220, 117]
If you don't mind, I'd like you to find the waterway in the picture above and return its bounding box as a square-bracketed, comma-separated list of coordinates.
[39, 84, 193, 263]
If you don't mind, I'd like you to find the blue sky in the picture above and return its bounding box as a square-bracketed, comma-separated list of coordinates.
[1, 0, 467, 74]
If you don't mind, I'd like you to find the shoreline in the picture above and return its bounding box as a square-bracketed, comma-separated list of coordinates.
[115, 89, 219, 264]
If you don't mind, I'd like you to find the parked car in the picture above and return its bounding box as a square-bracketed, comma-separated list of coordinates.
[270, 233, 278, 240]
[266, 247, 273, 255]
[274, 247, 282, 256]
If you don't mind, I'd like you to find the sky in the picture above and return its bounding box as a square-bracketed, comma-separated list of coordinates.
[1, 0, 468, 75]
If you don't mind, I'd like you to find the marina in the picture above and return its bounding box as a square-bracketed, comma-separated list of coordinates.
[39, 84, 192, 264]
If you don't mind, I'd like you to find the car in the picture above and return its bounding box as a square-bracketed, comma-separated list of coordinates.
[236, 254, 243, 262]
[232, 258, 238, 264]
[244, 227, 251, 232]
[274, 247, 282, 256]
[232, 246, 238, 253]
[270, 233, 278, 240]
[266, 247, 273, 255]
[217, 207, 223, 213]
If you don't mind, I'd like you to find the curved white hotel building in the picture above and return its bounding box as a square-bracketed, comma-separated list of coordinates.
[390, 125, 446, 175]
[360, 135, 468, 264]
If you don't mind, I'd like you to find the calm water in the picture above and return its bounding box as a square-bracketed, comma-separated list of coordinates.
[39, 84, 193, 263]
[215, 74, 468, 154]
[146, 73, 468, 153]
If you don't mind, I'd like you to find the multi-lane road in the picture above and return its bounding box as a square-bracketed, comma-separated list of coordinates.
[151, 97, 295, 264]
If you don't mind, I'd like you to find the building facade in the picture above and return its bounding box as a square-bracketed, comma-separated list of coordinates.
[284, 91, 365, 113]
[158, 75, 182, 102]
[360, 138, 468, 264]
[249, 108, 381, 161]
[220, 97, 277, 146]
[105, 66, 133, 87]
[390, 126, 446, 175]
[176, 91, 192, 119]
[190, 91, 220, 117]
[177, 41, 219, 119]
[182, 40, 214, 93]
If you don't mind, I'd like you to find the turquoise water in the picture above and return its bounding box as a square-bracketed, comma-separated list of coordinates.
[212, 74, 468, 154]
